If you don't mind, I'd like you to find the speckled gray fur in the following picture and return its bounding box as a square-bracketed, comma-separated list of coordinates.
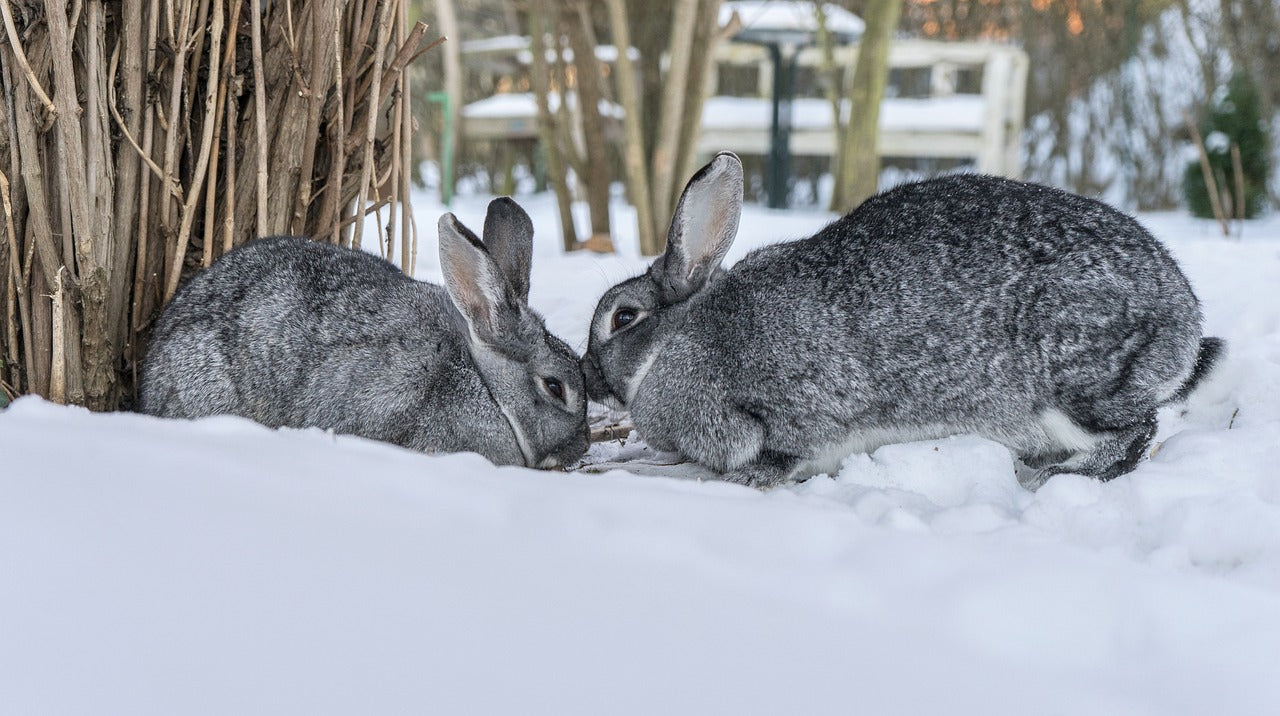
[584, 153, 1221, 489]
[141, 199, 588, 468]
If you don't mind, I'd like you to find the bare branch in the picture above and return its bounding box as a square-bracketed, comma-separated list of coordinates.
[0, 0, 57, 121]
[165, 0, 224, 301]
[250, 0, 269, 234]
[1185, 110, 1230, 236]
[351, 0, 394, 251]
[590, 421, 635, 443]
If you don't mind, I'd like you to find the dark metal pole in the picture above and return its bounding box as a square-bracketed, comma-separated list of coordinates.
[767, 43, 798, 209]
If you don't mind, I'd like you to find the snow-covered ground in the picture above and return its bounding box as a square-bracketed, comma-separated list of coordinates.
[4, 185, 1280, 715]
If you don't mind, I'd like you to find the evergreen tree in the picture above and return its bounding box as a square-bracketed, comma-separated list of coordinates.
[1184, 72, 1271, 219]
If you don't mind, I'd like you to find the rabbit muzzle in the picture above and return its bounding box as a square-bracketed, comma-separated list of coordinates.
[582, 349, 624, 409]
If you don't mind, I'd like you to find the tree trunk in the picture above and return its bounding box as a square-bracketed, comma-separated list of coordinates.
[604, 0, 657, 255]
[671, 0, 733, 212]
[436, 0, 464, 203]
[649, 0, 700, 245]
[566, 0, 613, 248]
[816, 3, 851, 212]
[629, 0, 677, 163]
[527, 3, 579, 250]
[836, 0, 903, 211]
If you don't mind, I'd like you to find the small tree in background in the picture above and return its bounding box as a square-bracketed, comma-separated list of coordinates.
[1184, 72, 1271, 220]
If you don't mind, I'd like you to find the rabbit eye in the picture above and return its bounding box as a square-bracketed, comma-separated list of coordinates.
[611, 308, 638, 331]
[543, 377, 565, 401]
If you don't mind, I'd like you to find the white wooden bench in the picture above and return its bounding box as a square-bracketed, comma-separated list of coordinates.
[701, 38, 1028, 176]
[460, 38, 1028, 177]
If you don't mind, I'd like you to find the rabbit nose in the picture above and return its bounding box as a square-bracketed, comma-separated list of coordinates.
[582, 351, 614, 403]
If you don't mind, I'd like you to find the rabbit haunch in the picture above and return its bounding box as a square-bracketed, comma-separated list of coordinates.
[140, 199, 589, 469]
[584, 153, 1221, 489]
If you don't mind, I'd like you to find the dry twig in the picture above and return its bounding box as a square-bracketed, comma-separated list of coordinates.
[1185, 110, 1230, 237]
[590, 422, 636, 444]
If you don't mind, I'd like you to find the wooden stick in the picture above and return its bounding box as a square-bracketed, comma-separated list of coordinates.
[0, 167, 24, 392]
[5, 59, 63, 290]
[388, 66, 403, 264]
[250, 0, 270, 235]
[107, 53, 176, 192]
[1231, 141, 1245, 229]
[1185, 111, 1230, 237]
[107, 0, 149, 376]
[223, 73, 238, 254]
[45, 0, 92, 277]
[604, 0, 656, 255]
[351, 0, 394, 251]
[337, 196, 395, 231]
[590, 422, 635, 444]
[202, 80, 226, 266]
[374, 21, 431, 110]
[158, 0, 196, 232]
[292, 0, 341, 236]
[205, 0, 242, 260]
[0, 0, 58, 121]
[1, 63, 35, 394]
[341, 30, 440, 157]
[390, 0, 406, 271]
[398, 4, 416, 276]
[165, 0, 224, 301]
[82, 0, 118, 408]
[50, 267, 67, 404]
[67, 0, 84, 46]
[348, 0, 379, 95]
[130, 0, 162, 334]
[18, 230, 38, 393]
[324, 0, 347, 245]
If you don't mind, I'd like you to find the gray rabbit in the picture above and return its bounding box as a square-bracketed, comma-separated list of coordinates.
[140, 198, 589, 469]
[583, 153, 1221, 489]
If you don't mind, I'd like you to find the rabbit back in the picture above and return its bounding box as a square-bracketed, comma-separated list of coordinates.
[141, 237, 520, 462]
[626, 173, 1207, 483]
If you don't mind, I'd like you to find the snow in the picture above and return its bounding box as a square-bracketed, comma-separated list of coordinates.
[469, 93, 986, 134]
[702, 94, 986, 133]
[722, 1, 866, 39]
[5, 187, 1280, 714]
[460, 34, 641, 64]
[462, 91, 624, 121]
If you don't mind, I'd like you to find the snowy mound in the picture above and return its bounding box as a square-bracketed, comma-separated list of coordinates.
[4, 195, 1280, 714]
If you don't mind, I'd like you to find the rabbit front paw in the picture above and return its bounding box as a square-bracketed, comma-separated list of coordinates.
[719, 451, 800, 489]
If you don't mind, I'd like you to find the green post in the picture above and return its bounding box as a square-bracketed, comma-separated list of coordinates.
[427, 91, 455, 206]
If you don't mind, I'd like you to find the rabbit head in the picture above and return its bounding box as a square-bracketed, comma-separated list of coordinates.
[583, 153, 743, 409]
[439, 199, 588, 468]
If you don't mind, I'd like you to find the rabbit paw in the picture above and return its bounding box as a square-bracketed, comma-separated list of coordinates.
[719, 452, 800, 489]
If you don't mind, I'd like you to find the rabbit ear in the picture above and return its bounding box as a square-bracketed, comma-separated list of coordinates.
[482, 197, 534, 304]
[656, 152, 743, 301]
[439, 213, 521, 344]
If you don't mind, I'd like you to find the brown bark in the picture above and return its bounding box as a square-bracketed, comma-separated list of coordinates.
[436, 0, 464, 193]
[816, 3, 850, 212]
[604, 0, 657, 255]
[671, 0, 734, 212]
[836, 0, 903, 211]
[566, 1, 612, 245]
[527, 2, 578, 250]
[648, 0, 700, 233]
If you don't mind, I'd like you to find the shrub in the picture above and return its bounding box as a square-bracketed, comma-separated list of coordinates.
[1184, 72, 1271, 219]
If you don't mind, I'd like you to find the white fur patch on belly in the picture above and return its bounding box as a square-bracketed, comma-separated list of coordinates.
[788, 411, 1102, 481]
[794, 423, 958, 479]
